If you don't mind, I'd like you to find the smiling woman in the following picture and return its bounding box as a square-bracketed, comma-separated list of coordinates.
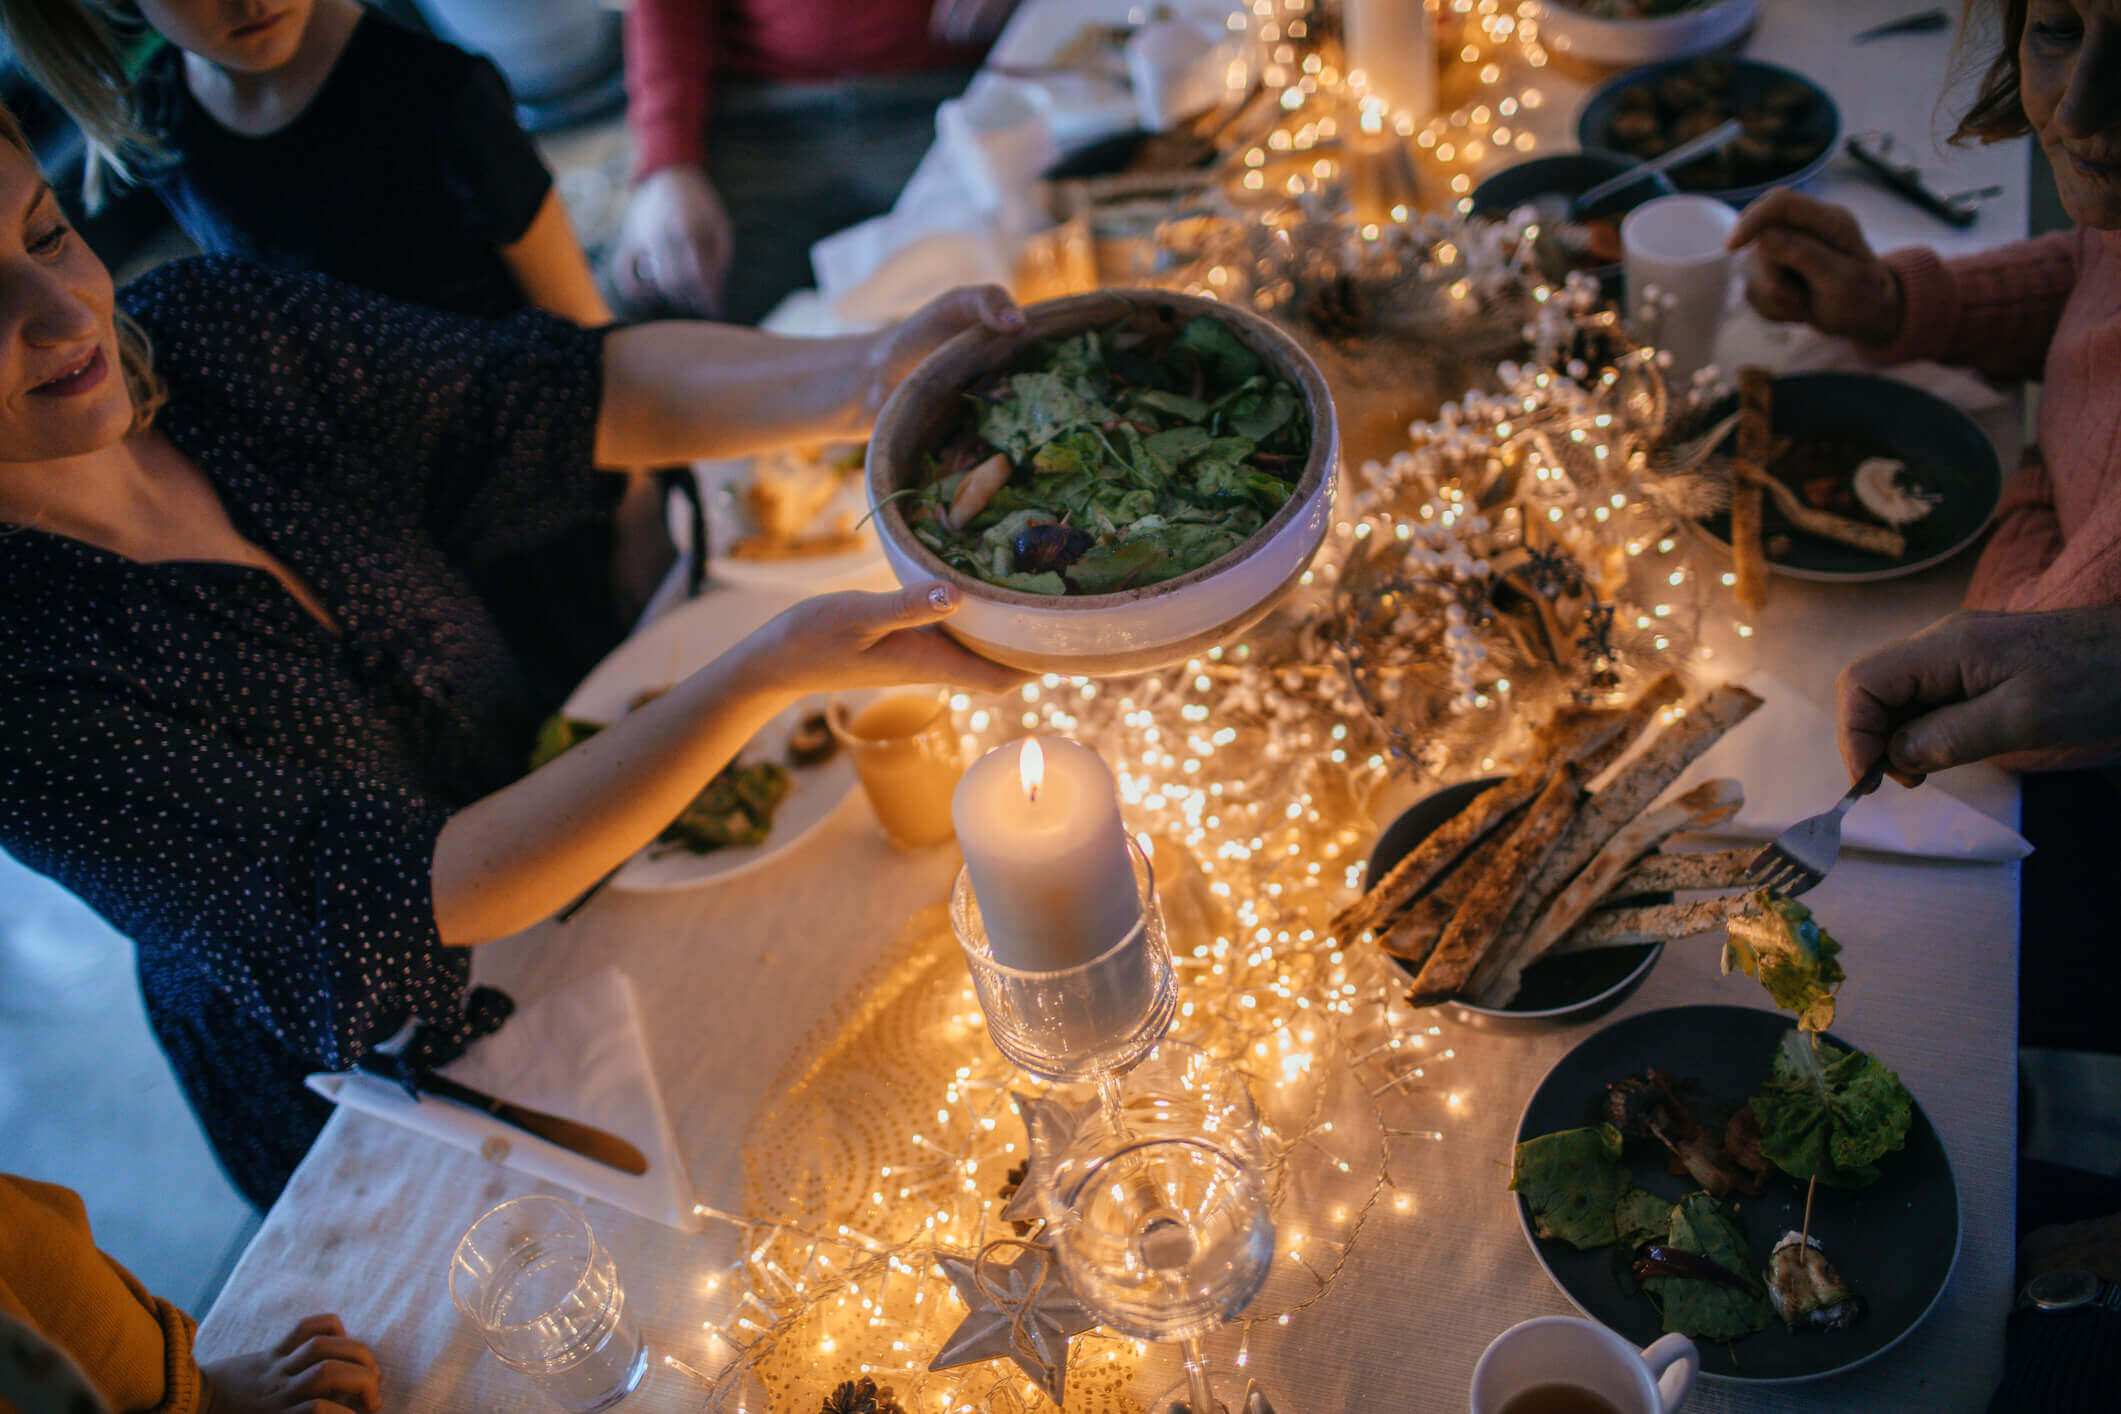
[1721, 1, 2121, 734]
[0, 97, 1027, 1208]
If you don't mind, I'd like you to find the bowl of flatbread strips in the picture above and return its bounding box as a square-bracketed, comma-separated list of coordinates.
[1342, 672, 1769, 1029]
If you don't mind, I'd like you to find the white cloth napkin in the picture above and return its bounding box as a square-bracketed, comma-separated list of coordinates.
[1663, 670, 2031, 862]
[305, 967, 701, 1231]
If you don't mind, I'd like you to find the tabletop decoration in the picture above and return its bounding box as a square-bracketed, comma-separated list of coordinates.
[929, 1241, 1102, 1406]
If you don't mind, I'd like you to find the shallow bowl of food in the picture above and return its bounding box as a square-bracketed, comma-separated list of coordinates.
[1533, 0, 1759, 74]
[1577, 55, 1839, 207]
[1367, 777, 1666, 1032]
[866, 289, 1338, 676]
[1469, 149, 1678, 300]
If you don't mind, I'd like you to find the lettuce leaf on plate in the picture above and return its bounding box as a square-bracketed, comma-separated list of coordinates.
[1642, 1194, 1777, 1342]
[1749, 1029, 1913, 1189]
[1511, 1123, 1629, 1250]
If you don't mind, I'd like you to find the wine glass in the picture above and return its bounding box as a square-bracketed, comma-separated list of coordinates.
[951, 835, 1176, 1129]
[1033, 1043, 1277, 1414]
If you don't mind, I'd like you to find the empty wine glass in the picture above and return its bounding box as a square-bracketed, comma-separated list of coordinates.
[1033, 1042, 1277, 1414]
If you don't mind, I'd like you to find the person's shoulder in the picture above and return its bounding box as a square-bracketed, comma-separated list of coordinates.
[345, 11, 502, 92]
[119, 254, 306, 321]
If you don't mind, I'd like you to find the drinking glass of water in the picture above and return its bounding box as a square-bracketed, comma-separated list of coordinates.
[450, 1195, 649, 1413]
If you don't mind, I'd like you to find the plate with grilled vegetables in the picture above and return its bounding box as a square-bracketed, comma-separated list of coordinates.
[1511, 1004, 1960, 1382]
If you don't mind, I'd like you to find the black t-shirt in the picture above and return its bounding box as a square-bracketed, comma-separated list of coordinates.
[136, 12, 554, 318]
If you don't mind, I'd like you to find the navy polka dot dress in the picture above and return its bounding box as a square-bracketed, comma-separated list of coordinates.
[0, 258, 620, 1209]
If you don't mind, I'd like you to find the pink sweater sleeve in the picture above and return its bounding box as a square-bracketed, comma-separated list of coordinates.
[625, 0, 717, 179]
[1861, 231, 2084, 383]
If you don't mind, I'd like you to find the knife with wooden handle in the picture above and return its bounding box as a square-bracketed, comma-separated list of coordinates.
[355, 1055, 649, 1176]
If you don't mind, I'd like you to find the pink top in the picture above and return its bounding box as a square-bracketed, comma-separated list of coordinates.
[623, 0, 983, 178]
[1865, 228, 2121, 768]
[1870, 228, 2121, 612]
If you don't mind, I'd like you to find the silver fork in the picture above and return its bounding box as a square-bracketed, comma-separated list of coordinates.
[1744, 759, 1889, 896]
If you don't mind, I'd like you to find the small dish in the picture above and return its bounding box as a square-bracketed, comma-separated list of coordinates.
[864, 288, 1338, 677]
[1577, 56, 1840, 207]
[1468, 149, 1678, 299]
[1365, 777, 1665, 1030]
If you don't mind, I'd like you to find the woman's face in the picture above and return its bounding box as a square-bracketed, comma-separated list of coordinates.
[0, 143, 132, 464]
[2022, 0, 2121, 229]
[134, 1, 316, 74]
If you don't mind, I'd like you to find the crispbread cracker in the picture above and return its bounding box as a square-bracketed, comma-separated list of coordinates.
[1551, 897, 1747, 951]
[1375, 860, 1481, 971]
[1471, 778, 1744, 1005]
[1490, 681, 1765, 963]
[1607, 847, 1757, 897]
[1407, 767, 1581, 1004]
[1579, 673, 1684, 784]
[1330, 769, 1542, 941]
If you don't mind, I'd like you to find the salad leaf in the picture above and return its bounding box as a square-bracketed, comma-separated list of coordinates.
[1171, 315, 1263, 386]
[1064, 537, 1168, 594]
[1642, 1194, 1777, 1342]
[1134, 388, 1211, 421]
[1511, 1123, 1628, 1250]
[1614, 1187, 1676, 1253]
[995, 570, 1067, 596]
[1722, 891, 1845, 1031]
[977, 372, 1105, 461]
[1749, 1030, 1913, 1189]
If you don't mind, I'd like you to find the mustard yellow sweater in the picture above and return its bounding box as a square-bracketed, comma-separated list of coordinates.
[0, 1176, 201, 1414]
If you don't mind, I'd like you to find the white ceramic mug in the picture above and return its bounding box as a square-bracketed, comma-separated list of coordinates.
[1621, 194, 1739, 387]
[1470, 1317, 1697, 1414]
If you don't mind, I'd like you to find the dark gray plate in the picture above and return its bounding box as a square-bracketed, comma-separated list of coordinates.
[1696, 372, 2003, 582]
[1514, 1004, 1962, 1383]
[1368, 778, 1664, 1028]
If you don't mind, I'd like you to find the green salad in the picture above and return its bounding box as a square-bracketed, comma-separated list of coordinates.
[898, 311, 1311, 596]
[532, 714, 791, 854]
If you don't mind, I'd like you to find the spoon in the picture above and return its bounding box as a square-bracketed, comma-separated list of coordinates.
[1528, 117, 1746, 227]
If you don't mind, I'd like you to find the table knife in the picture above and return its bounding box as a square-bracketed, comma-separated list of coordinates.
[355, 1055, 649, 1176]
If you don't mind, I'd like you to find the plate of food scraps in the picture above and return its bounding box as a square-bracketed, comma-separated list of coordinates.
[553, 590, 859, 892]
[1694, 371, 2002, 583]
[700, 441, 888, 591]
[1513, 1003, 1960, 1382]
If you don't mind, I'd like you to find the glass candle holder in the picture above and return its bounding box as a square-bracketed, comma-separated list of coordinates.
[827, 688, 965, 848]
[449, 1195, 649, 1413]
[951, 835, 1175, 1085]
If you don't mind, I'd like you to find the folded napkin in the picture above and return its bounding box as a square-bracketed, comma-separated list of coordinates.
[1662, 670, 2030, 862]
[306, 967, 700, 1231]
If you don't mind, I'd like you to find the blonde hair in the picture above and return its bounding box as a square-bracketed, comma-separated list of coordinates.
[0, 94, 166, 432]
[0, 0, 166, 211]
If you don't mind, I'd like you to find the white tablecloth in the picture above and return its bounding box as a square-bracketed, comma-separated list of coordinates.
[197, 4, 2031, 1409]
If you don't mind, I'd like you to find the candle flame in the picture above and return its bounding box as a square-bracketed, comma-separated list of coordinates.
[1019, 738, 1044, 803]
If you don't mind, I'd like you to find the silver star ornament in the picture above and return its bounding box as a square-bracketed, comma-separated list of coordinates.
[929, 1242, 1099, 1407]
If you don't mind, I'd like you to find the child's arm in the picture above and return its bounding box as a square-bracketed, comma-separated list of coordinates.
[501, 188, 612, 326]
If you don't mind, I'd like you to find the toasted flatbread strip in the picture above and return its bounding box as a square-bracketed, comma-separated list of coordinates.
[1492, 681, 1766, 962]
[1407, 768, 1582, 1005]
[1550, 897, 1747, 952]
[1607, 847, 1758, 897]
[1739, 463, 1906, 558]
[1330, 770, 1544, 941]
[1578, 673, 1685, 784]
[1375, 861, 1482, 971]
[1731, 367, 1771, 613]
[1471, 778, 1745, 1006]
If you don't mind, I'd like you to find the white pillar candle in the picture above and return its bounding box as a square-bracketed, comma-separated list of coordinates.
[1345, 0, 1436, 126]
[952, 736, 1144, 972]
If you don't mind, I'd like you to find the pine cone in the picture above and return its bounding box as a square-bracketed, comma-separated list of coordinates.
[997, 1159, 1036, 1236]
[820, 1376, 904, 1414]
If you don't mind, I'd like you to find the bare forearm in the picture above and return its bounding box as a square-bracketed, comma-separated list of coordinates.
[595, 322, 873, 465]
[430, 639, 798, 943]
[502, 189, 613, 327]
